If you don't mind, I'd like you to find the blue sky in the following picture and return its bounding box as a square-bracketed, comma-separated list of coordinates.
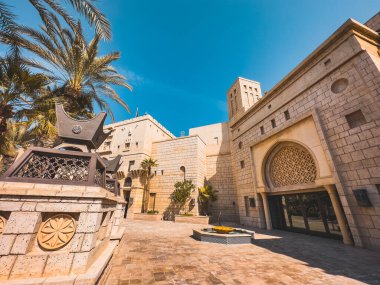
[6, 1, 380, 136]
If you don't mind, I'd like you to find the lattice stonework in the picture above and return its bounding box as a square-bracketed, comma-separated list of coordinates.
[15, 152, 90, 182]
[37, 214, 76, 250]
[269, 145, 317, 187]
[0, 216, 6, 234]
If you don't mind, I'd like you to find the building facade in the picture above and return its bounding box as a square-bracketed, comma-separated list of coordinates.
[98, 13, 380, 249]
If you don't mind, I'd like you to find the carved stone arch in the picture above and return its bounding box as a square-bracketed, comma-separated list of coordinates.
[264, 142, 318, 188]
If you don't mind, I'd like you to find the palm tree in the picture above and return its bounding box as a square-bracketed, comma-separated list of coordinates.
[0, 120, 29, 175]
[0, 51, 51, 138]
[140, 157, 158, 212]
[198, 185, 217, 216]
[10, 12, 131, 121]
[0, 0, 110, 40]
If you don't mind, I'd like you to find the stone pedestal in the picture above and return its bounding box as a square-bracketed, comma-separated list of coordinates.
[0, 182, 125, 284]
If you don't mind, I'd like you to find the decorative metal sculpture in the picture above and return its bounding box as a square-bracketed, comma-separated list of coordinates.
[37, 214, 76, 250]
[55, 104, 111, 150]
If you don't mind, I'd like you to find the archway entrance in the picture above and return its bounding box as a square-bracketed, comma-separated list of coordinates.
[262, 142, 346, 240]
[268, 191, 342, 239]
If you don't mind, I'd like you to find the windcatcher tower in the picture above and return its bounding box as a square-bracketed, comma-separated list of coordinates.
[227, 77, 262, 120]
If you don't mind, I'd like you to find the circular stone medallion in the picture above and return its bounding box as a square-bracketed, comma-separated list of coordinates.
[72, 125, 82, 134]
[0, 216, 6, 234]
[37, 214, 76, 250]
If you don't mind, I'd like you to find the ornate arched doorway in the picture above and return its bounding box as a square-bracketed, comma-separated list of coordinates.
[263, 142, 343, 239]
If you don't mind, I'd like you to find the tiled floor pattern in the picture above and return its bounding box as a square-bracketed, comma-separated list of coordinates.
[101, 220, 380, 285]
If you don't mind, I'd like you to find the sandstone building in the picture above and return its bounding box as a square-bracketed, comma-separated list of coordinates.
[98, 13, 380, 250]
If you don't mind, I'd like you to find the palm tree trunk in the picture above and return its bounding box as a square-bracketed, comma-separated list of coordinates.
[0, 116, 7, 137]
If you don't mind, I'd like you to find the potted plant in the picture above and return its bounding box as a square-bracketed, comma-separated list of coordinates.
[171, 180, 210, 224]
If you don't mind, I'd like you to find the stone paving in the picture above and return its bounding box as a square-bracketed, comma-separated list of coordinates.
[100, 220, 380, 285]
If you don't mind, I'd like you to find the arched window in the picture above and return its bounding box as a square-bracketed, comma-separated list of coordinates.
[266, 143, 317, 187]
[124, 177, 132, 187]
[180, 166, 186, 180]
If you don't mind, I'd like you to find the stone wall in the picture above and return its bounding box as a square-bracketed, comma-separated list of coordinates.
[150, 136, 206, 219]
[0, 182, 124, 284]
[206, 154, 239, 222]
[229, 22, 380, 249]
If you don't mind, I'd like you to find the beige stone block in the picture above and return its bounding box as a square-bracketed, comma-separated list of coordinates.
[43, 275, 76, 285]
[35, 202, 88, 213]
[85, 186, 103, 193]
[0, 255, 16, 279]
[68, 233, 85, 252]
[43, 253, 74, 277]
[1, 277, 46, 284]
[87, 203, 102, 212]
[61, 185, 86, 193]
[3, 182, 35, 192]
[0, 201, 22, 211]
[81, 233, 98, 251]
[33, 183, 62, 192]
[0, 234, 16, 255]
[76, 213, 101, 233]
[71, 251, 93, 274]
[11, 234, 34, 254]
[10, 254, 48, 278]
[59, 191, 84, 198]
[21, 202, 37, 211]
[4, 212, 41, 234]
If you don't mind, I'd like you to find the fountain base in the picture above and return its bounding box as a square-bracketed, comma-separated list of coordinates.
[193, 228, 254, 245]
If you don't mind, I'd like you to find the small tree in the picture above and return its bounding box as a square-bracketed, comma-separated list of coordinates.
[198, 185, 217, 216]
[170, 180, 195, 214]
[140, 157, 158, 212]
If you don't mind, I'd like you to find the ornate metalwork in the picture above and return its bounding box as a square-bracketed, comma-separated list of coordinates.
[269, 144, 317, 187]
[37, 214, 76, 250]
[94, 168, 104, 186]
[14, 152, 90, 182]
[105, 178, 120, 196]
[0, 216, 6, 234]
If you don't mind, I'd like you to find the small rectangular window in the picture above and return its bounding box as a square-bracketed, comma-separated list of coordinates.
[345, 110, 366, 129]
[135, 142, 139, 147]
[128, 160, 135, 171]
[260, 126, 264, 135]
[249, 198, 256, 207]
[125, 142, 130, 150]
[284, 110, 290, 120]
[271, 119, 276, 128]
[161, 170, 164, 175]
[244, 196, 250, 216]
[240, 160, 245, 169]
[103, 141, 111, 150]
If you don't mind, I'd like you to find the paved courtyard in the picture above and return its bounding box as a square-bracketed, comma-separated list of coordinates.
[101, 220, 380, 285]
